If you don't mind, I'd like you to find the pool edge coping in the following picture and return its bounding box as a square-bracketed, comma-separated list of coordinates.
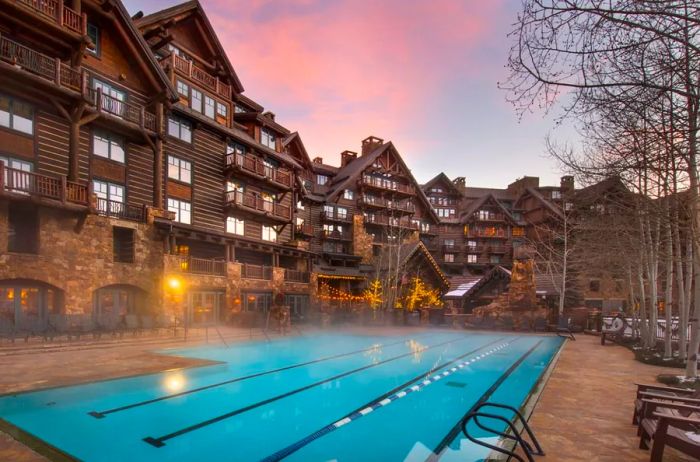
[0, 417, 80, 462]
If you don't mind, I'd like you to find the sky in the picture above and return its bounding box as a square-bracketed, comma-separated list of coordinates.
[124, 0, 579, 188]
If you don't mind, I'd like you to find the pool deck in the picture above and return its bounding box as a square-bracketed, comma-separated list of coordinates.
[0, 328, 695, 461]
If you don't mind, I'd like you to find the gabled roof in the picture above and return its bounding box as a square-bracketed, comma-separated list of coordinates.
[282, 132, 313, 169]
[460, 193, 517, 223]
[325, 141, 439, 223]
[109, 0, 179, 101]
[444, 265, 511, 299]
[422, 172, 462, 196]
[462, 187, 514, 201]
[135, 0, 244, 94]
[573, 176, 629, 204]
[379, 241, 448, 288]
[514, 187, 565, 220]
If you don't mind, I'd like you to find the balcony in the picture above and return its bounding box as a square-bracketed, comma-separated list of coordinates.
[360, 175, 415, 196]
[474, 213, 506, 222]
[241, 263, 273, 280]
[95, 199, 146, 222]
[225, 190, 291, 223]
[225, 152, 292, 190]
[321, 229, 353, 241]
[295, 223, 314, 239]
[364, 214, 419, 230]
[0, 35, 157, 133]
[321, 210, 352, 223]
[284, 269, 310, 283]
[168, 54, 232, 100]
[467, 228, 508, 239]
[357, 194, 415, 214]
[442, 244, 462, 253]
[0, 163, 88, 206]
[13, 0, 86, 35]
[176, 256, 227, 276]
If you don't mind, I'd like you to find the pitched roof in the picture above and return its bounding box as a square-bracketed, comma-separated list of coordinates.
[135, 0, 244, 94]
[378, 241, 448, 288]
[282, 132, 313, 168]
[460, 193, 517, 223]
[444, 265, 511, 299]
[422, 172, 462, 196]
[516, 187, 565, 219]
[462, 187, 514, 201]
[324, 142, 439, 223]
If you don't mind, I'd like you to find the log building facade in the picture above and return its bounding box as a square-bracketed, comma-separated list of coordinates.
[0, 0, 620, 330]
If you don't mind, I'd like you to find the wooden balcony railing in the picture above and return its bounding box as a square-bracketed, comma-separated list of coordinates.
[468, 229, 508, 238]
[321, 229, 352, 241]
[177, 256, 227, 276]
[16, 0, 86, 34]
[241, 263, 273, 280]
[225, 152, 292, 189]
[295, 223, 314, 237]
[95, 198, 146, 222]
[170, 54, 232, 99]
[474, 213, 506, 222]
[364, 214, 419, 230]
[358, 194, 415, 213]
[224, 190, 291, 221]
[284, 269, 310, 283]
[0, 35, 157, 132]
[442, 244, 461, 253]
[0, 163, 88, 205]
[321, 210, 352, 223]
[361, 175, 415, 195]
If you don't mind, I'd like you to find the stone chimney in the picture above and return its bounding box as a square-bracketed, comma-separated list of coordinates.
[313, 157, 323, 164]
[453, 177, 466, 193]
[506, 176, 540, 196]
[560, 175, 574, 194]
[361, 136, 384, 156]
[340, 150, 358, 167]
[263, 111, 275, 121]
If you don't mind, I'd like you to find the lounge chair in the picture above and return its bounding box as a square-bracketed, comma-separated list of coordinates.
[601, 315, 627, 345]
[638, 401, 700, 461]
[633, 383, 700, 425]
[556, 317, 575, 340]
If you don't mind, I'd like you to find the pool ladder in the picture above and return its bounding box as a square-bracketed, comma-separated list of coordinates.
[461, 402, 544, 462]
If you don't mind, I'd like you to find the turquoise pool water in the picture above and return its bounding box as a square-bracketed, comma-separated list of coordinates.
[0, 331, 563, 461]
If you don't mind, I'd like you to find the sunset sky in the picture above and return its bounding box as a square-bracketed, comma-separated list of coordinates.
[125, 0, 577, 188]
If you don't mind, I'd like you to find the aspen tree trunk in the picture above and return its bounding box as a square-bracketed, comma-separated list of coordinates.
[663, 201, 674, 359]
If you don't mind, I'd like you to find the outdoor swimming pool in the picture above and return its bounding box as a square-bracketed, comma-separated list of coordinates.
[0, 331, 563, 461]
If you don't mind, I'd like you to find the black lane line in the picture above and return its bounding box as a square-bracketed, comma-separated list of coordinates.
[424, 339, 544, 462]
[89, 334, 429, 419]
[259, 336, 514, 462]
[142, 335, 470, 447]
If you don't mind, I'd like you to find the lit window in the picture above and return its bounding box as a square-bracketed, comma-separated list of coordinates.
[337, 207, 347, 219]
[444, 239, 455, 247]
[552, 190, 562, 199]
[167, 198, 191, 224]
[444, 254, 454, 263]
[343, 189, 354, 200]
[565, 202, 574, 211]
[261, 128, 276, 149]
[93, 131, 125, 163]
[176, 80, 189, 98]
[296, 200, 304, 210]
[167, 116, 192, 143]
[167, 155, 192, 184]
[217, 102, 227, 118]
[421, 222, 430, 233]
[87, 23, 100, 55]
[467, 254, 477, 263]
[226, 180, 244, 193]
[262, 225, 277, 242]
[204, 96, 216, 119]
[191, 89, 202, 113]
[93, 180, 124, 215]
[226, 216, 245, 235]
[234, 105, 246, 114]
[317, 175, 329, 186]
[0, 95, 33, 135]
[512, 227, 525, 237]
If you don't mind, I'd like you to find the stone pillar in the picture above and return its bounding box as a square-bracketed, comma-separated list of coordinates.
[227, 262, 242, 314]
[352, 214, 374, 264]
[272, 266, 285, 298]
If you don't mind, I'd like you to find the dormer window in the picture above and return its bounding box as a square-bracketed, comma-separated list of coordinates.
[317, 175, 329, 186]
[87, 23, 100, 55]
[261, 128, 276, 149]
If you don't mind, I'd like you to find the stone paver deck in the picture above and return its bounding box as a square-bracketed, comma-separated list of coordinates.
[529, 333, 695, 462]
[0, 329, 696, 461]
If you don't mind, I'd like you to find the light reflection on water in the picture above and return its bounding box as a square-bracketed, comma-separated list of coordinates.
[363, 343, 383, 364]
[162, 371, 187, 392]
[406, 339, 428, 363]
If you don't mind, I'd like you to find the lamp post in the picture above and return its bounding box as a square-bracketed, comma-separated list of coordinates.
[165, 275, 186, 341]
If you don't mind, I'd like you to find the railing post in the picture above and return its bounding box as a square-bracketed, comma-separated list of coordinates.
[96, 87, 102, 113]
[54, 57, 61, 86]
[60, 175, 67, 203]
[57, 0, 64, 26]
[188, 59, 193, 78]
[139, 107, 145, 129]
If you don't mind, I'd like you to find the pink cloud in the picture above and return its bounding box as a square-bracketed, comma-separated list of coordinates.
[203, 0, 506, 162]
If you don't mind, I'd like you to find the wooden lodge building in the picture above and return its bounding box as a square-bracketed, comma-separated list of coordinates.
[0, 0, 623, 331]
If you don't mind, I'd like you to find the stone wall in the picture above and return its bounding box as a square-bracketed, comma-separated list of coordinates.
[0, 204, 164, 314]
[352, 214, 374, 264]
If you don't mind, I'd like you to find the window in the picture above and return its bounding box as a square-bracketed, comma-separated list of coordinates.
[87, 23, 100, 55]
[217, 102, 227, 119]
[226, 180, 244, 193]
[92, 79, 126, 117]
[176, 80, 189, 98]
[226, 216, 245, 235]
[324, 205, 334, 217]
[204, 96, 216, 119]
[93, 131, 125, 163]
[317, 175, 328, 186]
[168, 44, 190, 61]
[551, 190, 562, 199]
[467, 240, 477, 249]
[421, 222, 430, 233]
[167, 155, 192, 184]
[0, 156, 33, 193]
[337, 207, 348, 220]
[444, 254, 454, 263]
[0, 95, 33, 135]
[412, 219, 420, 229]
[113, 227, 135, 263]
[8, 203, 38, 254]
[167, 198, 191, 224]
[261, 191, 276, 213]
[467, 254, 477, 263]
[490, 255, 501, 264]
[190, 88, 203, 112]
[296, 200, 304, 210]
[343, 189, 354, 200]
[235, 105, 246, 114]
[261, 128, 276, 149]
[263, 158, 278, 177]
[512, 227, 525, 237]
[262, 225, 277, 242]
[444, 239, 455, 247]
[167, 116, 192, 143]
[93, 180, 125, 215]
[565, 202, 574, 211]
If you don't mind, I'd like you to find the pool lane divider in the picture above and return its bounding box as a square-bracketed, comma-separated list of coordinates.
[424, 339, 544, 462]
[142, 335, 472, 448]
[88, 333, 430, 419]
[259, 336, 516, 462]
